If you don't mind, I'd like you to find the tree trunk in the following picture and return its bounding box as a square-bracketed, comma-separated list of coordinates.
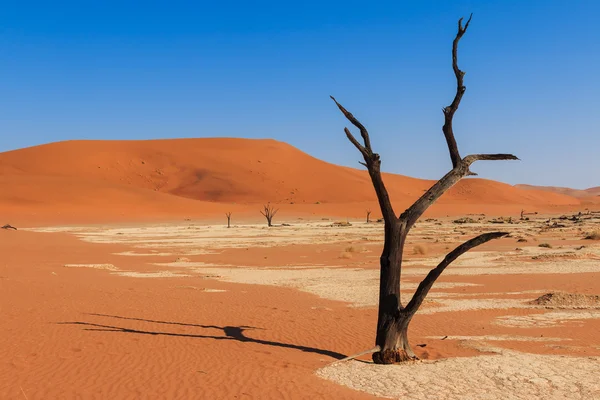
[373, 316, 416, 363]
[372, 222, 416, 364]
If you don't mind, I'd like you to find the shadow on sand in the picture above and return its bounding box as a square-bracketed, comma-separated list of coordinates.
[59, 313, 346, 360]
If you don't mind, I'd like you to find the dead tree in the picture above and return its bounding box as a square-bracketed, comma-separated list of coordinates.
[226, 212, 232, 228]
[2, 224, 17, 230]
[366, 209, 372, 223]
[260, 204, 278, 227]
[331, 15, 517, 364]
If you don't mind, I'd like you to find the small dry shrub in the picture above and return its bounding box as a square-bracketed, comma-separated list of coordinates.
[538, 243, 552, 248]
[339, 245, 358, 259]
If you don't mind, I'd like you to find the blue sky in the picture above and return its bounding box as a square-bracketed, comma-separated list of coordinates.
[1, 1, 598, 189]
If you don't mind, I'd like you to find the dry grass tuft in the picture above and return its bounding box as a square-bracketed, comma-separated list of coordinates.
[584, 230, 600, 240]
[413, 244, 427, 255]
[339, 244, 365, 259]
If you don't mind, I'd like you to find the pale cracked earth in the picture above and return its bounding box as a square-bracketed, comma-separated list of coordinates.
[317, 347, 600, 400]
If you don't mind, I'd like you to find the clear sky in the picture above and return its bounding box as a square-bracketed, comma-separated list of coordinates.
[1, 1, 598, 189]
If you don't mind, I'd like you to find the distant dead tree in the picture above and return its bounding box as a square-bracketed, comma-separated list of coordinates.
[260, 203, 278, 227]
[2, 224, 17, 230]
[226, 212, 232, 228]
[330, 15, 517, 364]
[366, 209, 372, 223]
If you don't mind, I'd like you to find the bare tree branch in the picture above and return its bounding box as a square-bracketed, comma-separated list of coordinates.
[331, 96, 396, 223]
[464, 153, 520, 163]
[401, 167, 465, 228]
[344, 127, 368, 158]
[404, 231, 508, 316]
[442, 13, 473, 168]
[401, 153, 518, 228]
[331, 96, 372, 152]
[400, 13, 517, 229]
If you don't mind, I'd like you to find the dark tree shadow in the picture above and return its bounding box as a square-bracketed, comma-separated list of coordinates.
[58, 313, 346, 360]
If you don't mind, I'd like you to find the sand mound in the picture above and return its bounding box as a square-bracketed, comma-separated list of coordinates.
[0, 138, 581, 223]
[317, 350, 600, 400]
[528, 292, 600, 308]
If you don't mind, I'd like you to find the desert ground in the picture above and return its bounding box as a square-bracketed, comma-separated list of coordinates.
[1, 139, 600, 399]
[2, 210, 600, 399]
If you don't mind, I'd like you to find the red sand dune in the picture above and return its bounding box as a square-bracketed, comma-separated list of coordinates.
[515, 184, 600, 199]
[0, 138, 584, 224]
[515, 184, 600, 209]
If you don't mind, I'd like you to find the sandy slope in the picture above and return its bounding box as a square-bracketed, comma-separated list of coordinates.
[516, 184, 600, 199]
[0, 174, 242, 225]
[0, 138, 583, 224]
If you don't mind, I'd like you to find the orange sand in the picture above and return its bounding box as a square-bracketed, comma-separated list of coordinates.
[1, 138, 588, 226]
[516, 184, 600, 198]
